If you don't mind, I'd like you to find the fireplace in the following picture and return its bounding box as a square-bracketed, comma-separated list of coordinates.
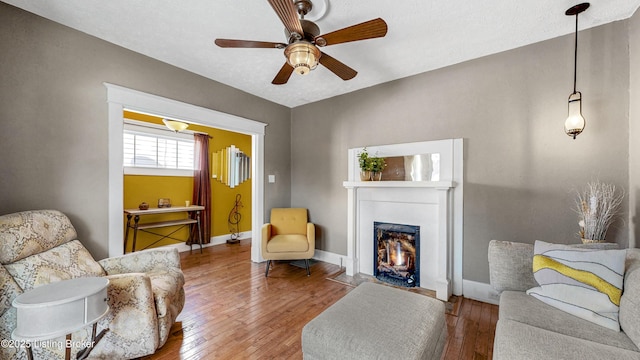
[374, 222, 420, 287]
[343, 139, 463, 301]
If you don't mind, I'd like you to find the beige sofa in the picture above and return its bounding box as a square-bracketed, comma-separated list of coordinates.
[0, 210, 185, 359]
[488, 240, 640, 359]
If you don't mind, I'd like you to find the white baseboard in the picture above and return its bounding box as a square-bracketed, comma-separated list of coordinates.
[462, 279, 500, 305]
[312, 249, 348, 268]
[170, 236, 347, 266]
[169, 240, 499, 306]
[169, 231, 252, 253]
[170, 239, 499, 306]
[311, 251, 496, 305]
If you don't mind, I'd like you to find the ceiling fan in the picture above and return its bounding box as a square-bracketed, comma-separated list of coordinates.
[215, 0, 388, 85]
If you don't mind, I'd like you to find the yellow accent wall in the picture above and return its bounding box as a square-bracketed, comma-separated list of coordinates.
[123, 110, 252, 252]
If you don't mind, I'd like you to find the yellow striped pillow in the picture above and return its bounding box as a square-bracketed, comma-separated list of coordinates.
[526, 240, 626, 331]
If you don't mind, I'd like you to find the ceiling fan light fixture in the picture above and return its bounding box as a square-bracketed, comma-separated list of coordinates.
[215, 0, 387, 85]
[162, 119, 189, 132]
[285, 41, 320, 75]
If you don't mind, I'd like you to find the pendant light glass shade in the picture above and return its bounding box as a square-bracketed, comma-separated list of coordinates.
[162, 119, 189, 132]
[285, 41, 320, 75]
[565, 92, 585, 139]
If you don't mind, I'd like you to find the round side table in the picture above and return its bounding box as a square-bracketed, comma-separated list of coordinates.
[12, 277, 110, 360]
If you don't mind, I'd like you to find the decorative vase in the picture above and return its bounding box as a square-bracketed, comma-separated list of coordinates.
[581, 238, 605, 244]
[360, 170, 372, 181]
[372, 171, 382, 181]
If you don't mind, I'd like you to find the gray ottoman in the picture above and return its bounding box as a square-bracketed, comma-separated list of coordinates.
[302, 282, 447, 360]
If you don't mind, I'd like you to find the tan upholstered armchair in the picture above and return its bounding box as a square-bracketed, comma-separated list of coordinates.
[261, 208, 315, 277]
[0, 210, 185, 360]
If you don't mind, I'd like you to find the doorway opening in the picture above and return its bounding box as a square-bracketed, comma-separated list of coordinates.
[105, 83, 266, 262]
[121, 110, 253, 253]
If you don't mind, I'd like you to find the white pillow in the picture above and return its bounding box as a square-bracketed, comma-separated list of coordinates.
[526, 240, 626, 331]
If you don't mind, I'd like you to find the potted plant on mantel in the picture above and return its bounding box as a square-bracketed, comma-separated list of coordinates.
[358, 147, 386, 181]
[358, 148, 373, 181]
[370, 156, 387, 181]
[574, 179, 624, 243]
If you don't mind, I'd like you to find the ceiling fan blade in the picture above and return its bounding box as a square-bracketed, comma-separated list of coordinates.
[215, 39, 286, 49]
[319, 52, 357, 81]
[272, 62, 295, 85]
[267, 0, 304, 38]
[315, 18, 388, 47]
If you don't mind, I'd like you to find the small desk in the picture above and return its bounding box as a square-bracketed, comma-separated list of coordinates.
[12, 277, 110, 360]
[124, 205, 204, 253]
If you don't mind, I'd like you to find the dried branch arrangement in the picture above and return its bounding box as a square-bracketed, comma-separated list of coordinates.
[574, 180, 624, 242]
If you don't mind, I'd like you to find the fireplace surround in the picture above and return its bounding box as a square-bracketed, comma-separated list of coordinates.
[343, 139, 463, 300]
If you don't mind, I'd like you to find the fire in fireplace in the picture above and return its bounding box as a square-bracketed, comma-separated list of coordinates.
[373, 222, 420, 287]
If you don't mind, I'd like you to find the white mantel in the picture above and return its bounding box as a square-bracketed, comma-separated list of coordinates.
[343, 181, 454, 189]
[343, 140, 463, 301]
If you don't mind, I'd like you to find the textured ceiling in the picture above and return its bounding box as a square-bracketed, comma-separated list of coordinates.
[3, 0, 640, 108]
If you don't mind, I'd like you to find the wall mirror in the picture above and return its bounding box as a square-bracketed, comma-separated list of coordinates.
[212, 145, 251, 188]
[381, 153, 440, 181]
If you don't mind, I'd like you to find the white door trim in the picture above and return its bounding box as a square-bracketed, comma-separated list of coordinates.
[104, 83, 266, 261]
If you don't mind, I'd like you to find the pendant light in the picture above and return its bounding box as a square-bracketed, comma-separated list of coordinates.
[564, 3, 589, 139]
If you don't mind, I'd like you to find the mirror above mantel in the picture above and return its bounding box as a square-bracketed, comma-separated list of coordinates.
[381, 153, 440, 181]
[346, 140, 456, 184]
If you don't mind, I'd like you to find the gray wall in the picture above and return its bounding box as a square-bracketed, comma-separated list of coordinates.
[630, 8, 640, 249]
[291, 19, 631, 283]
[0, 3, 292, 259]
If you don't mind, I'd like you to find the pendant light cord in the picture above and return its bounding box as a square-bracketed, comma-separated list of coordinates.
[573, 13, 579, 94]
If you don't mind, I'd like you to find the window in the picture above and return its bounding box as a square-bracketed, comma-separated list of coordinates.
[123, 120, 194, 176]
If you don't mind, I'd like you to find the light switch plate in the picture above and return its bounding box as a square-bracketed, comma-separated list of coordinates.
[268, 175, 276, 183]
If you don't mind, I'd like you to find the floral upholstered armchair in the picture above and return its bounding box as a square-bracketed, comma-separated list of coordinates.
[0, 210, 185, 359]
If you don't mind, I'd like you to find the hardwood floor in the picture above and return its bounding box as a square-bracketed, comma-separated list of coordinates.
[144, 240, 498, 359]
